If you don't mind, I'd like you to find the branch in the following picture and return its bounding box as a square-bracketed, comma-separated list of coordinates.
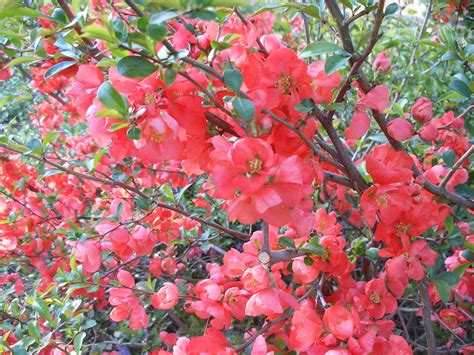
[419, 282, 437, 354]
[0, 142, 251, 240]
[343, 7, 374, 26]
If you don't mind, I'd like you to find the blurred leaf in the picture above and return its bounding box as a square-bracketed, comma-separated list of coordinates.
[117, 56, 158, 78]
[44, 61, 77, 79]
[233, 97, 255, 121]
[223, 69, 243, 92]
[433, 279, 451, 303]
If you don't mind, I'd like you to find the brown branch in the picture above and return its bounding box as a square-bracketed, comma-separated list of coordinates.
[343, 7, 374, 26]
[124, 0, 144, 17]
[419, 282, 437, 354]
[325, 0, 474, 209]
[233, 7, 269, 57]
[56, 0, 102, 59]
[0, 142, 251, 240]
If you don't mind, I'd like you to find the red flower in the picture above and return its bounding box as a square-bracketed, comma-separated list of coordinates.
[152, 282, 179, 310]
[373, 51, 391, 72]
[366, 144, 413, 184]
[289, 300, 324, 351]
[323, 305, 358, 340]
[411, 98, 433, 122]
[345, 111, 371, 142]
[360, 278, 398, 319]
[388, 118, 414, 141]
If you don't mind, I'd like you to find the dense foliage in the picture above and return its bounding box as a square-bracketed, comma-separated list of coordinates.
[0, 0, 473, 354]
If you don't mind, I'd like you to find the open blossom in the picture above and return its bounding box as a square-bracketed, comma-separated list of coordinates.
[289, 300, 324, 351]
[411, 97, 433, 121]
[152, 282, 179, 310]
[366, 144, 413, 184]
[359, 278, 398, 319]
[323, 305, 358, 340]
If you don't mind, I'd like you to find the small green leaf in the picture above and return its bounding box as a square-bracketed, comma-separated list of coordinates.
[223, 69, 243, 92]
[324, 54, 351, 75]
[366, 247, 379, 260]
[147, 23, 167, 41]
[435, 271, 460, 285]
[433, 279, 451, 303]
[449, 79, 471, 98]
[160, 183, 175, 202]
[126, 127, 141, 140]
[278, 237, 296, 249]
[96, 108, 124, 119]
[82, 24, 115, 42]
[441, 150, 456, 167]
[461, 249, 474, 262]
[149, 11, 179, 25]
[233, 97, 255, 121]
[164, 67, 178, 87]
[7, 56, 38, 67]
[136, 196, 151, 210]
[74, 332, 86, 354]
[31, 298, 53, 324]
[300, 237, 325, 255]
[384, 3, 399, 16]
[303, 256, 314, 266]
[299, 41, 345, 59]
[97, 82, 129, 115]
[44, 61, 77, 79]
[117, 56, 157, 78]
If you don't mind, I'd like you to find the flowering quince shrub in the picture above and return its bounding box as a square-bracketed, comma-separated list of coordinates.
[0, 0, 473, 354]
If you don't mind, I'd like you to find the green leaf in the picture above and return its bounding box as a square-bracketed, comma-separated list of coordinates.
[82, 24, 115, 42]
[461, 249, 474, 262]
[43, 169, 64, 177]
[233, 97, 255, 121]
[147, 23, 167, 41]
[97, 82, 128, 115]
[449, 79, 471, 98]
[44, 61, 77, 79]
[27, 321, 41, 342]
[303, 256, 314, 266]
[136, 196, 151, 210]
[7, 56, 38, 67]
[126, 126, 141, 140]
[436, 271, 460, 285]
[160, 183, 175, 202]
[414, 39, 445, 49]
[117, 56, 157, 78]
[74, 332, 86, 354]
[324, 54, 350, 75]
[224, 69, 243, 92]
[149, 11, 179, 26]
[164, 67, 178, 87]
[445, 215, 454, 234]
[0, 7, 52, 20]
[31, 298, 53, 324]
[299, 41, 345, 59]
[433, 279, 451, 303]
[278, 237, 296, 249]
[96, 108, 124, 119]
[300, 237, 326, 255]
[384, 3, 399, 16]
[366, 247, 379, 260]
[454, 184, 474, 199]
[441, 149, 456, 167]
